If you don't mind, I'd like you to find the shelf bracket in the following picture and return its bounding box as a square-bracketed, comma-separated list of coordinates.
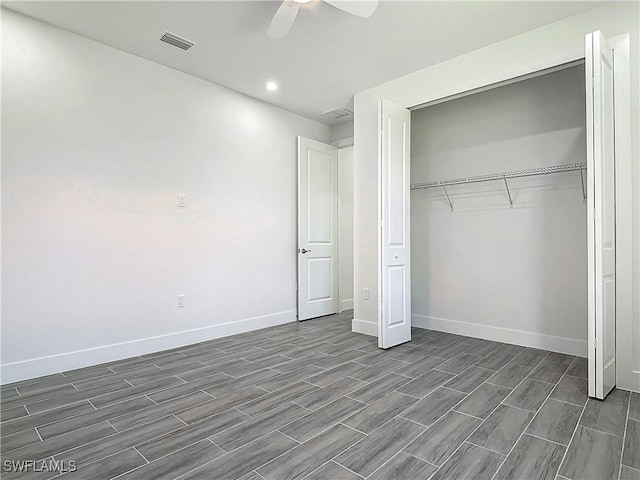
[580, 168, 587, 202]
[441, 185, 454, 212]
[503, 177, 513, 208]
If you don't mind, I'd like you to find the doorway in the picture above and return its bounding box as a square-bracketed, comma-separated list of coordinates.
[409, 65, 588, 359]
[376, 31, 631, 400]
[297, 137, 354, 321]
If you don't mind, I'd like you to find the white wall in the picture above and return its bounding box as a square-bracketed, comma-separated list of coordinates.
[411, 66, 588, 355]
[353, 2, 639, 390]
[330, 121, 354, 144]
[353, 91, 381, 336]
[338, 146, 354, 312]
[1, 9, 330, 383]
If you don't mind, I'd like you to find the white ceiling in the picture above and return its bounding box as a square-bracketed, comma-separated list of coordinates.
[6, 1, 605, 125]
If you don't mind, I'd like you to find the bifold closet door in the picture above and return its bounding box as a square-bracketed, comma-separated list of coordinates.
[586, 31, 616, 400]
[378, 100, 411, 349]
[297, 137, 339, 321]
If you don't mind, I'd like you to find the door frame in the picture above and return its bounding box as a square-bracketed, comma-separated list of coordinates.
[377, 35, 633, 389]
[332, 137, 355, 313]
[297, 136, 356, 320]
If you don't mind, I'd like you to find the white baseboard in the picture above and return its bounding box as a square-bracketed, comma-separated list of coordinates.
[618, 369, 640, 393]
[340, 299, 354, 312]
[412, 314, 587, 357]
[352, 318, 377, 337]
[1, 310, 297, 385]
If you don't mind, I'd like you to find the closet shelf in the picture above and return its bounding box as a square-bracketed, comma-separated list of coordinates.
[410, 162, 587, 211]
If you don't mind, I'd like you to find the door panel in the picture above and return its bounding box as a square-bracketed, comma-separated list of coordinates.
[387, 265, 406, 326]
[298, 137, 339, 320]
[308, 151, 333, 243]
[379, 100, 411, 348]
[586, 30, 616, 399]
[308, 257, 332, 301]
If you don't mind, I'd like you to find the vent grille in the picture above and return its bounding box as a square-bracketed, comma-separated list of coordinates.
[322, 107, 353, 119]
[160, 31, 195, 51]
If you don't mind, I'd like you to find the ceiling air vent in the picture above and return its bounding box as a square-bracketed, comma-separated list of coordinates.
[160, 31, 195, 51]
[322, 107, 353, 120]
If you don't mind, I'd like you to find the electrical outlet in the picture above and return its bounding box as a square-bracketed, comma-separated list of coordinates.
[177, 294, 185, 308]
[363, 288, 369, 300]
[178, 194, 187, 207]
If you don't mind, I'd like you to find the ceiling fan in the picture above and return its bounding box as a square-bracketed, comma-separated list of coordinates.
[267, 0, 379, 38]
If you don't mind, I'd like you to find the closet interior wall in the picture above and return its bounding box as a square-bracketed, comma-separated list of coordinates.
[410, 65, 588, 355]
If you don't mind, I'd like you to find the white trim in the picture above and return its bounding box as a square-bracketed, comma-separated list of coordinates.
[0, 310, 296, 385]
[376, 101, 384, 344]
[352, 318, 377, 337]
[340, 299, 354, 312]
[412, 314, 587, 357]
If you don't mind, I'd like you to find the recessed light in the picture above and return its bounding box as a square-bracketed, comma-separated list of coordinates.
[266, 81, 278, 91]
[293, 0, 312, 3]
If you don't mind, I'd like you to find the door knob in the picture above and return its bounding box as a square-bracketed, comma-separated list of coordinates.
[300, 248, 312, 254]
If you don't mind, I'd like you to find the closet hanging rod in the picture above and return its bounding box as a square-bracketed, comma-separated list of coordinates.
[410, 163, 587, 190]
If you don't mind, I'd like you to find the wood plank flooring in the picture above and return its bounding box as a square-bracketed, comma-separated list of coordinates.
[1, 311, 637, 480]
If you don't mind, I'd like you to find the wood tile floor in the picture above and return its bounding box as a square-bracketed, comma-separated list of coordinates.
[1, 311, 638, 480]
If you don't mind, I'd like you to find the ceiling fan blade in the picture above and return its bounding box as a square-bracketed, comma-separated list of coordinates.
[267, 1, 300, 38]
[323, 0, 378, 18]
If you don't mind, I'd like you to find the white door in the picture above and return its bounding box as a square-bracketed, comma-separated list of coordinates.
[586, 31, 616, 400]
[378, 100, 411, 348]
[298, 137, 339, 320]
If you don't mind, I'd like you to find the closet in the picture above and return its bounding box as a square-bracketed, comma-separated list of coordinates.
[409, 65, 588, 353]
